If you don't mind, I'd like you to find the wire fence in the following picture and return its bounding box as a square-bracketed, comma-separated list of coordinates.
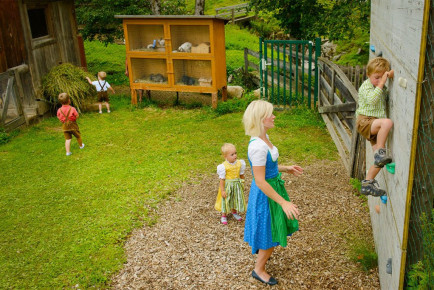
[405, 2, 434, 287]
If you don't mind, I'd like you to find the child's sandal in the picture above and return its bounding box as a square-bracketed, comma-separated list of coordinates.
[221, 216, 228, 225]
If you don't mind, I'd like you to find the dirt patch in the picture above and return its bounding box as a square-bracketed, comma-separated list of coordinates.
[111, 160, 380, 289]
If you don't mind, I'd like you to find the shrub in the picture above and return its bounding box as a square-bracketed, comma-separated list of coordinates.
[0, 128, 10, 145]
[41, 63, 96, 112]
[214, 92, 256, 115]
[407, 209, 434, 289]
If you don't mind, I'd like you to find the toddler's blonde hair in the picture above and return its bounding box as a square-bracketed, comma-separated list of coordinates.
[58, 92, 70, 105]
[243, 100, 274, 136]
[221, 143, 236, 157]
[366, 57, 390, 76]
[98, 71, 107, 80]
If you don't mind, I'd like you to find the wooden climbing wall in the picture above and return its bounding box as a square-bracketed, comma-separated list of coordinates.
[368, 0, 429, 288]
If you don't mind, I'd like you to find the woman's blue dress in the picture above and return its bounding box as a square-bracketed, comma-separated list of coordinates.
[244, 151, 281, 254]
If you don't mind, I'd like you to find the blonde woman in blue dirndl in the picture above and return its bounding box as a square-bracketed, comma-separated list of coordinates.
[243, 100, 303, 286]
[215, 143, 247, 225]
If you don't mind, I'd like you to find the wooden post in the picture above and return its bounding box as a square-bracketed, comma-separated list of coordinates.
[212, 92, 218, 108]
[244, 48, 249, 76]
[131, 89, 137, 105]
[222, 86, 227, 102]
[231, 8, 235, 24]
[330, 68, 335, 105]
[355, 65, 360, 89]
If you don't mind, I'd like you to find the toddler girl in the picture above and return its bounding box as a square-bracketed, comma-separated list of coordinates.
[215, 143, 247, 225]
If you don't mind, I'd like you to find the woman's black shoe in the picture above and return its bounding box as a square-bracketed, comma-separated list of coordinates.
[252, 270, 278, 285]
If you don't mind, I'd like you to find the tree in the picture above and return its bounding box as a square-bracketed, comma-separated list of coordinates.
[249, 0, 370, 41]
[195, 0, 205, 15]
[150, 0, 161, 15]
[75, 0, 187, 43]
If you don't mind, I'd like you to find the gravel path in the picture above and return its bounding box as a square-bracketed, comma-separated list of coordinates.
[112, 160, 380, 289]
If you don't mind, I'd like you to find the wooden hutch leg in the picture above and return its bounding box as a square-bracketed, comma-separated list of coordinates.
[131, 89, 137, 105]
[212, 92, 218, 109]
[221, 86, 227, 102]
[146, 90, 151, 100]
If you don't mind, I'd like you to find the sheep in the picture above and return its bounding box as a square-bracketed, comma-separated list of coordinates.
[227, 86, 245, 99]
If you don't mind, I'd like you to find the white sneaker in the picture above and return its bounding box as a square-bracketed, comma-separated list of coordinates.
[107, 110, 111, 113]
[66, 152, 72, 156]
[80, 143, 85, 149]
[99, 111, 102, 114]
[232, 212, 243, 221]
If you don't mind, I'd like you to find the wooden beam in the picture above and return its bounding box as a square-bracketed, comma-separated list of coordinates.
[318, 102, 356, 113]
[320, 91, 352, 151]
[321, 112, 350, 172]
[320, 58, 359, 102]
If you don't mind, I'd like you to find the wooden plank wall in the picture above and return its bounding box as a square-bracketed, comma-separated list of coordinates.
[0, 0, 26, 73]
[369, 0, 426, 288]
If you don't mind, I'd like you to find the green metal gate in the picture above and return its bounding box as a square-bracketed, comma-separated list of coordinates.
[259, 38, 321, 108]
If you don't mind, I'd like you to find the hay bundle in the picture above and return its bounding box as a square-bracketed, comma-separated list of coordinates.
[41, 63, 97, 112]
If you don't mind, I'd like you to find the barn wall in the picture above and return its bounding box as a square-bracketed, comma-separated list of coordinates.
[0, 0, 26, 73]
[368, 0, 427, 288]
[18, 0, 80, 116]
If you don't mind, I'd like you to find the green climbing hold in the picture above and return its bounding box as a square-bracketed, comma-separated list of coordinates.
[386, 162, 395, 174]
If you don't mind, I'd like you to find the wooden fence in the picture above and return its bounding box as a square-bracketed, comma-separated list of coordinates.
[317, 58, 365, 179]
[243, 48, 366, 179]
[215, 3, 254, 24]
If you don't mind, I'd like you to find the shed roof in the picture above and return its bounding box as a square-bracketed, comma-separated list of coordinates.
[114, 15, 228, 23]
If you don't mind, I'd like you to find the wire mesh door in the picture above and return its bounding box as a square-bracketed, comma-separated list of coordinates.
[0, 71, 25, 131]
[404, 2, 434, 287]
[259, 38, 320, 109]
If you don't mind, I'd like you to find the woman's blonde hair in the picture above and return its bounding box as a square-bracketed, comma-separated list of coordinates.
[243, 100, 274, 136]
[221, 143, 236, 156]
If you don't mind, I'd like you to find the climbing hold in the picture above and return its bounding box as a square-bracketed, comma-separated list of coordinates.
[375, 205, 380, 213]
[376, 51, 383, 57]
[370, 45, 376, 53]
[386, 258, 392, 274]
[388, 69, 394, 79]
[386, 162, 395, 174]
[380, 195, 387, 204]
[398, 77, 407, 88]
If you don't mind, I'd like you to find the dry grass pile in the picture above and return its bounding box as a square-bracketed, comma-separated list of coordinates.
[41, 63, 96, 112]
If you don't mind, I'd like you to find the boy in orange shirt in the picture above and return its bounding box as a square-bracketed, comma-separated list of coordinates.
[56, 93, 85, 156]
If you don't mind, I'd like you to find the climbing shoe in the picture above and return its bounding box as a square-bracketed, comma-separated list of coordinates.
[361, 179, 386, 197]
[374, 148, 392, 168]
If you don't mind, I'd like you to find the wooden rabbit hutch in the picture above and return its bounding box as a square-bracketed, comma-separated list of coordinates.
[115, 15, 228, 108]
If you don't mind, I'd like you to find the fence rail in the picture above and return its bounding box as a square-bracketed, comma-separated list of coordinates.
[215, 3, 252, 23]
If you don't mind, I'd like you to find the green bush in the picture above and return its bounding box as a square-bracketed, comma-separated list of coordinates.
[350, 178, 362, 193]
[0, 128, 10, 145]
[407, 210, 434, 289]
[249, 11, 282, 39]
[350, 241, 378, 272]
[214, 92, 256, 115]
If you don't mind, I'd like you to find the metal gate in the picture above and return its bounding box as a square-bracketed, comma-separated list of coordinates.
[259, 38, 321, 108]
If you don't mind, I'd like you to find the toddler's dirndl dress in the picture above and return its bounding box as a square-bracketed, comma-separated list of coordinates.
[215, 160, 247, 214]
[244, 137, 299, 254]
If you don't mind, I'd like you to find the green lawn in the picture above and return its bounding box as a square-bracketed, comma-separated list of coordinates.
[0, 95, 336, 288]
[0, 22, 338, 288]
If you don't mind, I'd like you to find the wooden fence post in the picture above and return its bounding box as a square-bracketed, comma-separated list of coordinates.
[244, 48, 249, 76]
